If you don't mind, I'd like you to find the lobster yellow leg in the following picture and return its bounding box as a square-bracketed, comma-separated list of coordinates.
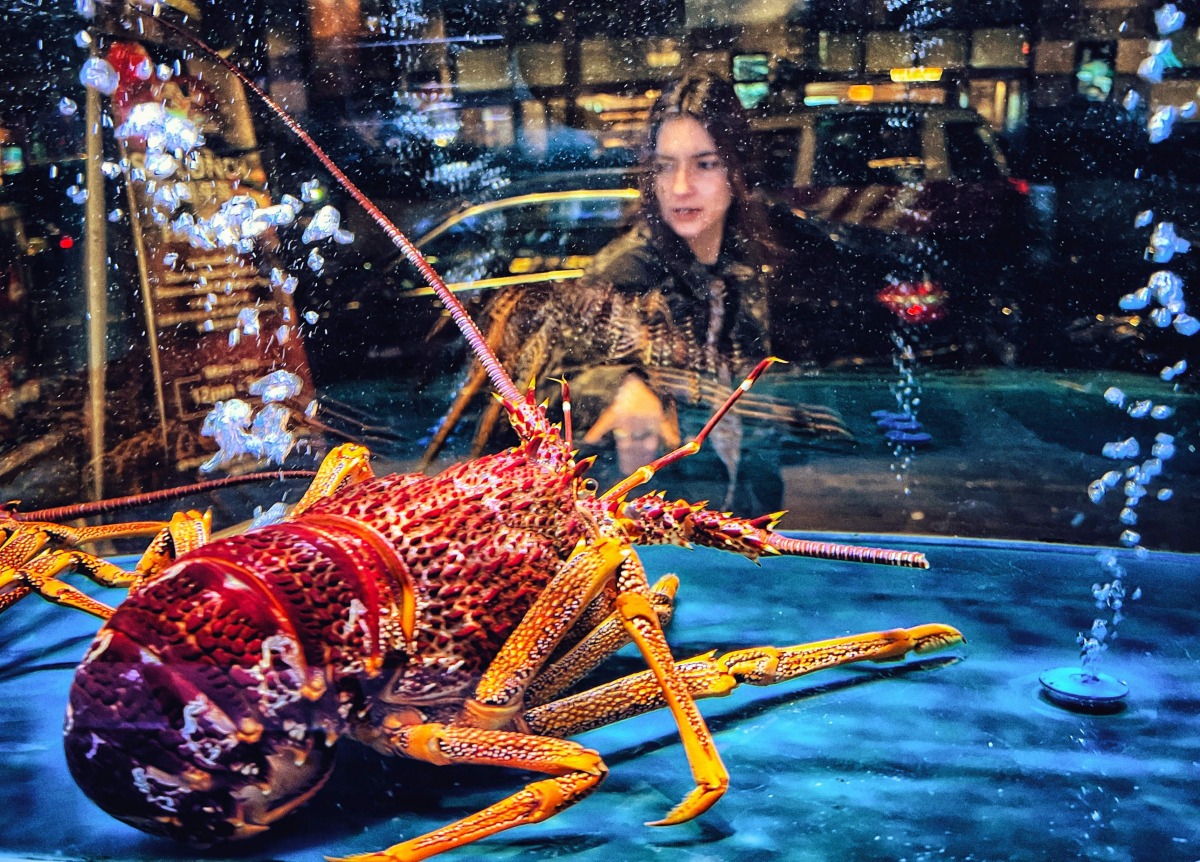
[0, 521, 154, 618]
[524, 623, 966, 738]
[463, 535, 627, 730]
[132, 510, 212, 581]
[0, 509, 212, 617]
[290, 443, 376, 518]
[525, 573, 679, 708]
[0, 545, 129, 619]
[332, 724, 607, 862]
[613, 548, 728, 826]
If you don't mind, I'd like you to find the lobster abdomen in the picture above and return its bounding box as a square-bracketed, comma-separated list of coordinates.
[63, 507, 429, 842]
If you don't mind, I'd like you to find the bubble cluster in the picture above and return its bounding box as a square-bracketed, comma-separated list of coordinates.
[200, 390, 300, 474]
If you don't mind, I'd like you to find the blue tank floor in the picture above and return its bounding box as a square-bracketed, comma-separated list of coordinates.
[1, 535, 1196, 861]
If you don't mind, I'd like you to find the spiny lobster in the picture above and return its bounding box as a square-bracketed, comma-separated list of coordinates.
[0, 8, 964, 861]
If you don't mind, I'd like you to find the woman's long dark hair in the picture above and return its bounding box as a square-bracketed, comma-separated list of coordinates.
[638, 71, 779, 271]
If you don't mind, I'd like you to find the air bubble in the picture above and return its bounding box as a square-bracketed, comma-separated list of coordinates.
[79, 57, 119, 95]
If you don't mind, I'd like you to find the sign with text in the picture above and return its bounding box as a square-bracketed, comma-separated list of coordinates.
[108, 40, 317, 474]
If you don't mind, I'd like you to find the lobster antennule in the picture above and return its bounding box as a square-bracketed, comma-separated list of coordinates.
[601, 357, 784, 501]
[129, 6, 527, 416]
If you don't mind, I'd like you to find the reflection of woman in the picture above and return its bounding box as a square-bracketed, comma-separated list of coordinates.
[568, 72, 786, 510]
[428, 73, 844, 511]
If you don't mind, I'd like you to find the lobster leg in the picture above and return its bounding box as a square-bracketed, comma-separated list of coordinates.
[0, 516, 187, 618]
[129, 510, 213, 582]
[290, 443, 376, 517]
[0, 539, 132, 619]
[526, 574, 679, 708]
[612, 548, 728, 826]
[601, 357, 782, 501]
[334, 724, 607, 862]
[463, 535, 627, 729]
[524, 623, 965, 739]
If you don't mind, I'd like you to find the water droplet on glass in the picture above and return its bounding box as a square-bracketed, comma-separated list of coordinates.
[1118, 288, 1150, 310]
[145, 152, 178, 178]
[237, 306, 261, 337]
[248, 370, 303, 403]
[1155, 2, 1186, 34]
[1102, 437, 1139, 460]
[1148, 105, 1178, 143]
[1126, 399, 1152, 418]
[1124, 480, 1148, 499]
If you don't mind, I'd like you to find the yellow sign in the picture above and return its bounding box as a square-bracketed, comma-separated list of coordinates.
[890, 67, 944, 82]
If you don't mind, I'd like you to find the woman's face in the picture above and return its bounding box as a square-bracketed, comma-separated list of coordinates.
[652, 115, 733, 264]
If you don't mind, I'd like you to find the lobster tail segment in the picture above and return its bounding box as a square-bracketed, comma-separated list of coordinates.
[63, 548, 347, 844]
[65, 627, 339, 843]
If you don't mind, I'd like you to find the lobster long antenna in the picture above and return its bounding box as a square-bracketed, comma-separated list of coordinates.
[10, 471, 318, 522]
[126, 5, 525, 407]
[765, 535, 928, 569]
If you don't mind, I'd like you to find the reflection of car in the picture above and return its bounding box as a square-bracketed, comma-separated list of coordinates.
[751, 103, 1030, 362]
[752, 104, 1025, 244]
[302, 170, 969, 379]
[1003, 103, 1200, 369]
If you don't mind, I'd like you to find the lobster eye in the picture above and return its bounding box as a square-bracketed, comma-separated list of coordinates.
[579, 478, 599, 498]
